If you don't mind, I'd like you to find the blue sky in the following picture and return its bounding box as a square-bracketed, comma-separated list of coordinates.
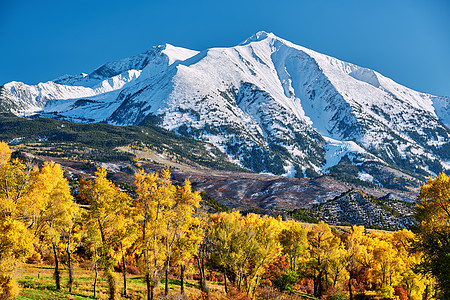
[1, 0, 449, 96]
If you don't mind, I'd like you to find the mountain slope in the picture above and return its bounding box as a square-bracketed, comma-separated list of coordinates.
[1, 31, 449, 188]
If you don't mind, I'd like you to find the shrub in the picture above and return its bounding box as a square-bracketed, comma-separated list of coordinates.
[26, 252, 42, 264]
[296, 278, 314, 295]
[271, 270, 298, 293]
[126, 265, 141, 275]
[206, 271, 216, 281]
[227, 288, 251, 300]
[394, 287, 408, 300]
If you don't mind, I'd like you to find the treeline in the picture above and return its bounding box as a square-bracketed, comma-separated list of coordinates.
[0, 141, 448, 299]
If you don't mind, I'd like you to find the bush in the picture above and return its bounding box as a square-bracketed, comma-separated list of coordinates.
[394, 287, 408, 300]
[379, 285, 394, 299]
[227, 288, 251, 300]
[296, 278, 314, 295]
[126, 265, 141, 275]
[26, 252, 42, 264]
[206, 271, 216, 281]
[271, 270, 298, 293]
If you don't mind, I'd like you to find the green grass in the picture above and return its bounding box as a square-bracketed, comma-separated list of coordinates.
[17, 264, 210, 299]
[161, 277, 200, 289]
[18, 275, 95, 300]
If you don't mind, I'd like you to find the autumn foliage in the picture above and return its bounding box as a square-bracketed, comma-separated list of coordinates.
[0, 141, 447, 299]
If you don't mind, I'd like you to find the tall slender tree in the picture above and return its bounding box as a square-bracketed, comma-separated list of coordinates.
[307, 222, 341, 298]
[172, 180, 203, 296]
[278, 220, 308, 272]
[80, 167, 131, 300]
[134, 169, 175, 300]
[33, 161, 77, 290]
[345, 225, 366, 300]
[61, 210, 85, 293]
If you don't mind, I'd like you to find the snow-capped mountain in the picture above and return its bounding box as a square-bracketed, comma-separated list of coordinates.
[1, 31, 449, 187]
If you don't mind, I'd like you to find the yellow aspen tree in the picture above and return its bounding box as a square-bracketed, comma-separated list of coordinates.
[327, 242, 348, 290]
[33, 161, 77, 291]
[209, 211, 241, 294]
[345, 225, 366, 300]
[84, 214, 102, 298]
[134, 169, 175, 300]
[368, 233, 398, 298]
[391, 229, 430, 300]
[80, 167, 131, 300]
[160, 178, 197, 296]
[226, 212, 252, 292]
[195, 209, 212, 295]
[0, 142, 37, 298]
[415, 173, 450, 299]
[61, 209, 85, 293]
[278, 220, 308, 272]
[115, 213, 137, 297]
[307, 221, 341, 298]
[213, 212, 282, 297]
[172, 180, 203, 296]
[0, 217, 32, 299]
[242, 215, 282, 297]
[0, 142, 38, 221]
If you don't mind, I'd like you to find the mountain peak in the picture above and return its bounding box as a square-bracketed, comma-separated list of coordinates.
[240, 31, 278, 45]
[1, 33, 449, 186]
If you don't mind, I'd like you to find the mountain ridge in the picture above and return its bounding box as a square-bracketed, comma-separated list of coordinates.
[1, 31, 449, 188]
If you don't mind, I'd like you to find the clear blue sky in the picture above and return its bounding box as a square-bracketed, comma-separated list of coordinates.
[1, 0, 449, 96]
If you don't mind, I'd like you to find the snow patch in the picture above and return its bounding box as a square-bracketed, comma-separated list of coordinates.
[283, 163, 297, 177]
[322, 137, 367, 170]
[358, 172, 374, 182]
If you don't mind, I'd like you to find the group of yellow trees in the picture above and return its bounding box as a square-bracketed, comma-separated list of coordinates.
[0, 140, 448, 299]
[0, 142, 76, 298]
[207, 213, 435, 299]
[0, 142, 202, 300]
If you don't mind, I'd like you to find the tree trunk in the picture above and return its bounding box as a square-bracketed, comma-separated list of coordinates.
[165, 265, 169, 296]
[348, 271, 353, 300]
[196, 253, 209, 296]
[68, 252, 74, 292]
[52, 242, 61, 290]
[224, 268, 228, 294]
[313, 270, 318, 298]
[106, 267, 116, 300]
[180, 264, 185, 295]
[253, 274, 260, 296]
[146, 273, 152, 300]
[333, 274, 338, 289]
[98, 217, 106, 243]
[237, 271, 242, 291]
[94, 247, 98, 298]
[317, 271, 324, 299]
[121, 242, 127, 296]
